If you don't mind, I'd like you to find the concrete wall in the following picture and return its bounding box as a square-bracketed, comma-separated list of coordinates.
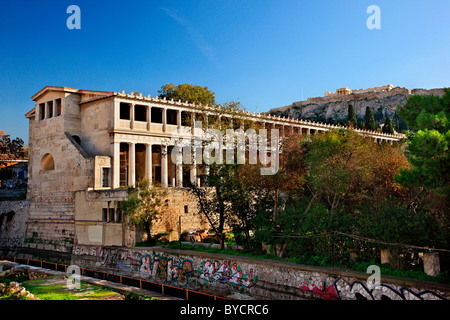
[71, 245, 450, 300]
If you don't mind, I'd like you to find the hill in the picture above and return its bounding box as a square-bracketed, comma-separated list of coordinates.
[267, 85, 446, 132]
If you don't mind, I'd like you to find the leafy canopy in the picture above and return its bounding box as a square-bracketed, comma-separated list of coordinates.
[396, 88, 449, 195]
[158, 83, 216, 106]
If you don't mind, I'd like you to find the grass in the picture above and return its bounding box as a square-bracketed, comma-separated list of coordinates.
[1, 274, 124, 300]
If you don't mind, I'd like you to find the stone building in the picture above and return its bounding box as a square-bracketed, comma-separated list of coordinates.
[23, 86, 403, 253]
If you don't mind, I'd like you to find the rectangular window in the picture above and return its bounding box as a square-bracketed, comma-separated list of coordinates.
[102, 208, 108, 222]
[120, 103, 131, 120]
[101, 167, 110, 188]
[151, 107, 162, 123]
[167, 109, 177, 125]
[55, 99, 62, 116]
[39, 103, 45, 120]
[184, 205, 188, 214]
[47, 101, 53, 118]
[115, 206, 122, 223]
[134, 105, 147, 122]
[109, 208, 115, 222]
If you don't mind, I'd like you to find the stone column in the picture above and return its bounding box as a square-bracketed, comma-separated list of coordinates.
[307, 128, 311, 135]
[145, 143, 152, 184]
[130, 104, 135, 130]
[161, 145, 168, 187]
[129, 142, 136, 187]
[147, 106, 152, 131]
[177, 110, 182, 133]
[112, 141, 121, 189]
[191, 146, 197, 186]
[162, 108, 167, 133]
[176, 147, 183, 187]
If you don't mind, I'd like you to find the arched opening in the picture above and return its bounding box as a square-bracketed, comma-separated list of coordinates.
[40, 153, 55, 171]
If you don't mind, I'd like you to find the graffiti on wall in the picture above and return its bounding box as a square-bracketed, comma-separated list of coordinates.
[139, 253, 193, 285]
[0, 237, 23, 247]
[73, 245, 141, 272]
[296, 276, 447, 300]
[332, 278, 447, 300]
[197, 260, 258, 288]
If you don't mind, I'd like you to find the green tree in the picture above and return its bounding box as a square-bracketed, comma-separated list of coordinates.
[396, 89, 449, 195]
[347, 104, 358, 128]
[121, 179, 168, 241]
[382, 116, 395, 134]
[364, 107, 377, 131]
[158, 83, 216, 106]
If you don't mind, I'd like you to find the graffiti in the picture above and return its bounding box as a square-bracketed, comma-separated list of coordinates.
[197, 260, 258, 288]
[139, 253, 193, 285]
[333, 278, 447, 301]
[300, 284, 339, 300]
[0, 237, 23, 247]
[72, 245, 141, 272]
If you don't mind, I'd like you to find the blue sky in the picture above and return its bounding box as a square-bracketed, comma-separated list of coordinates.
[1, 0, 449, 145]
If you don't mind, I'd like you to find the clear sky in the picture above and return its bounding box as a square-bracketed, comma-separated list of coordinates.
[1, 0, 449, 145]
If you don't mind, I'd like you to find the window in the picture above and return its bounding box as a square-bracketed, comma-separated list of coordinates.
[109, 208, 115, 222]
[135, 105, 147, 122]
[115, 207, 122, 222]
[47, 101, 53, 118]
[55, 99, 62, 116]
[39, 103, 45, 120]
[101, 167, 110, 187]
[167, 109, 177, 125]
[181, 111, 191, 126]
[102, 208, 108, 222]
[184, 205, 188, 214]
[151, 107, 162, 123]
[40, 153, 55, 171]
[120, 103, 131, 120]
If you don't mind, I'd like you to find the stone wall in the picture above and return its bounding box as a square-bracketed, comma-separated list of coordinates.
[70, 245, 450, 300]
[0, 200, 29, 248]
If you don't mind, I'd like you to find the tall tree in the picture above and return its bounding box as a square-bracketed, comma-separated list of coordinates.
[158, 83, 216, 106]
[121, 179, 168, 241]
[396, 89, 450, 196]
[364, 106, 377, 131]
[382, 116, 394, 134]
[347, 104, 358, 128]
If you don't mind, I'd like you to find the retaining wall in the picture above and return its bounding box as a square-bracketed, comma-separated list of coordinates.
[70, 244, 450, 300]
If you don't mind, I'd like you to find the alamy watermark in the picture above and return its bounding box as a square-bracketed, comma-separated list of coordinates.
[366, 5, 381, 30]
[366, 265, 381, 289]
[67, 5, 81, 30]
[168, 121, 280, 176]
[66, 265, 81, 290]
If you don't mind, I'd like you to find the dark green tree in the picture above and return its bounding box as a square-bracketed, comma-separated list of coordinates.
[396, 88, 450, 196]
[382, 116, 394, 134]
[364, 107, 377, 131]
[347, 104, 358, 128]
